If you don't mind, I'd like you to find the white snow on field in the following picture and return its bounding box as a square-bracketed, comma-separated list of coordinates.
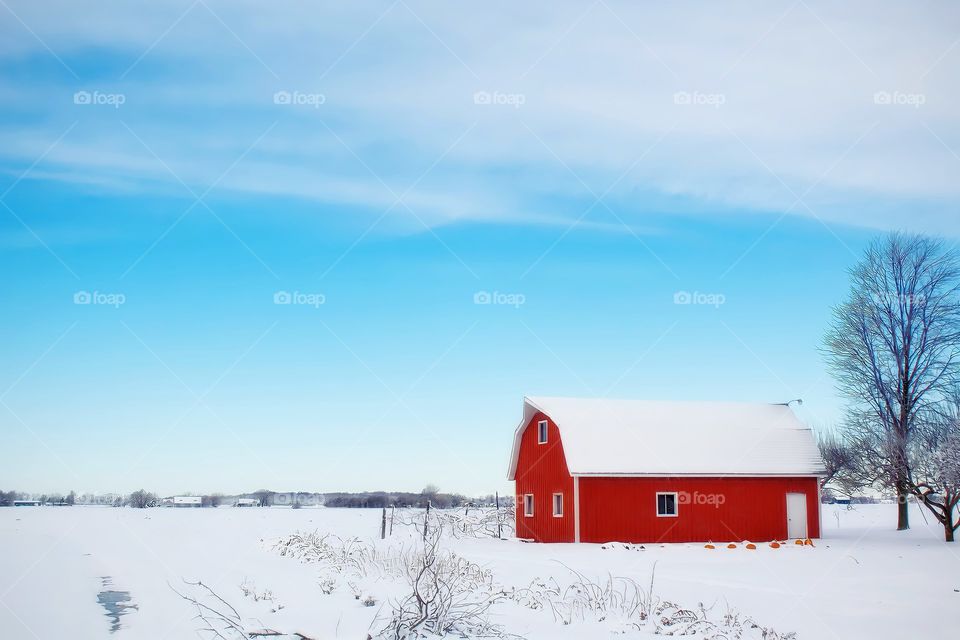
[0, 504, 957, 639]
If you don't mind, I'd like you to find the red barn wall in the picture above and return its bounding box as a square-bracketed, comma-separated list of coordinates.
[579, 476, 820, 543]
[514, 412, 575, 542]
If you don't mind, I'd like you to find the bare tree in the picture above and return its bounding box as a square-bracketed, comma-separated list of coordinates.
[202, 494, 222, 508]
[824, 233, 960, 530]
[816, 430, 861, 498]
[128, 489, 156, 509]
[251, 490, 274, 507]
[907, 402, 960, 541]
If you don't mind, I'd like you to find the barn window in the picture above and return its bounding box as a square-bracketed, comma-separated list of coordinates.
[523, 494, 534, 517]
[656, 492, 678, 517]
[552, 493, 563, 517]
[537, 420, 548, 444]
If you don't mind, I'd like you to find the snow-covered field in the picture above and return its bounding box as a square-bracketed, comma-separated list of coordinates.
[0, 504, 956, 639]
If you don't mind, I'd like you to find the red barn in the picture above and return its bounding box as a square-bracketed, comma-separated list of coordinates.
[507, 396, 826, 544]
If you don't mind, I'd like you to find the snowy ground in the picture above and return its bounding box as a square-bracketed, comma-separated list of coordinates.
[0, 503, 957, 639]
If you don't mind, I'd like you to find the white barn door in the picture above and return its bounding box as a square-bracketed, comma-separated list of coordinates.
[786, 492, 808, 539]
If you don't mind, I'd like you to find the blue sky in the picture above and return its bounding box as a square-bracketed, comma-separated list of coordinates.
[1, 1, 958, 496]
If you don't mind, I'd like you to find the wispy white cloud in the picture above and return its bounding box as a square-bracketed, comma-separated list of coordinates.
[1, 0, 958, 234]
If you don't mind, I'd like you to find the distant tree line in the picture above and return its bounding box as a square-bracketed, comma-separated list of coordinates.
[0, 490, 76, 506]
[323, 491, 467, 509]
[2, 486, 514, 510]
[320, 486, 515, 509]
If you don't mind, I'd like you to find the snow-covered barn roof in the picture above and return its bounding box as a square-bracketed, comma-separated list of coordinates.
[507, 396, 826, 480]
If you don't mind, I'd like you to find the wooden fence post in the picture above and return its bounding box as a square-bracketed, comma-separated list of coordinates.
[381, 507, 387, 540]
[423, 500, 431, 541]
[389, 505, 395, 536]
[496, 491, 501, 539]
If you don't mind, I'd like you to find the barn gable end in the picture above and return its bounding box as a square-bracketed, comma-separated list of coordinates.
[513, 412, 575, 543]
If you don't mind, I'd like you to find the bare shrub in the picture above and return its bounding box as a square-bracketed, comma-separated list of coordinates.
[273, 526, 507, 638]
[435, 507, 516, 539]
[172, 579, 311, 640]
[391, 506, 515, 540]
[376, 527, 506, 639]
[509, 565, 795, 639]
[239, 579, 282, 612]
[273, 531, 403, 580]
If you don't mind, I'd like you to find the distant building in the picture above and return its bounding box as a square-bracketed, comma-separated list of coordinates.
[13, 500, 41, 507]
[235, 498, 259, 507]
[170, 496, 202, 508]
